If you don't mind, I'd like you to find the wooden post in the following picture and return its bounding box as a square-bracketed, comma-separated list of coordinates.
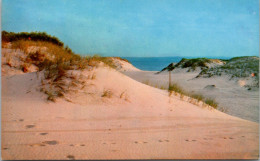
[169, 70, 171, 89]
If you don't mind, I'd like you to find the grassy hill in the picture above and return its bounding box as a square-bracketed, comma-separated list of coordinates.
[198, 56, 259, 79]
[1, 31, 119, 101]
[160, 56, 259, 87]
[160, 58, 224, 72]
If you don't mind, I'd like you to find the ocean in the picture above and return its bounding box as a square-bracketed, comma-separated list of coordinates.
[122, 57, 183, 71]
[122, 57, 232, 71]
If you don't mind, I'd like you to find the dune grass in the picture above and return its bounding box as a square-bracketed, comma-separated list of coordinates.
[190, 93, 204, 102]
[168, 83, 218, 109]
[2, 31, 120, 102]
[102, 89, 113, 98]
[2, 31, 64, 46]
[168, 83, 185, 95]
[205, 98, 218, 109]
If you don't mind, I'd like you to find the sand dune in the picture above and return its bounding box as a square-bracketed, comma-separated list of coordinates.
[123, 69, 259, 122]
[2, 64, 259, 159]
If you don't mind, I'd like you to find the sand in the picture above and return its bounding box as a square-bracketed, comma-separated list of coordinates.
[1, 63, 259, 159]
[123, 69, 259, 122]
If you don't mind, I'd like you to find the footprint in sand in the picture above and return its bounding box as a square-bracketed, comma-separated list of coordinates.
[71, 143, 88, 147]
[185, 139, 196, 142]
[111, 142, 116, 145]
[158, 139, 170, 142]
[223, 137, 234, 140]
[241, 136, 245, 138]
[26, 125, 35, 129]
[67, 155, 75, 160]
[29, 143, 46, 147]
[40, 132, 48, 136]
[134, 141, 148, 144]
[19, 119, 24, 122]
[42, 140, 58, 145]
[3, 148, 8, 150]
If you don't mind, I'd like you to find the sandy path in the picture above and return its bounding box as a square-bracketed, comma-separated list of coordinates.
[1, 68, 259, 159]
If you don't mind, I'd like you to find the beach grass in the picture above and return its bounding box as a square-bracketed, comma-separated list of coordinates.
[2, 31, 121, 102]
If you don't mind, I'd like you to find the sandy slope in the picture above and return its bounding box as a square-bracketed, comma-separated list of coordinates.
[123, 69, 259, 122]
[111, 57, 140, 72]
[1, 66, 259, 159]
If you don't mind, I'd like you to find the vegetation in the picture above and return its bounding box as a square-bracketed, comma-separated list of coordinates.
[102, 89, 113, 98]
[168, 83, 185, 95]
[205, 98, 218, 109]
[120, 91, 130, 102]
[2, 31, 120, 102]
[168, 83, 218, 109]
[177, 58, 210, 70]
[190, 93, 204, 102]
[197, 56, 259, 87]
[2, 31, 64, 47]
[161, 58, 211, 72]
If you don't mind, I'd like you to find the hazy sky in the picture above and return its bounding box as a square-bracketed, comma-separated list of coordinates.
[2, 0, 259, 57]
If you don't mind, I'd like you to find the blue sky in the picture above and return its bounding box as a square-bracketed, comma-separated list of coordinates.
[2, 0, 259, 57]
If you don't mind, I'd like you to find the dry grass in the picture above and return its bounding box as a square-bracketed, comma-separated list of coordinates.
[168, 83, 185, 95]
[168, 83, 219, 109]
[6, 40, 91, 102]
[2, 35, 122, 102]
[218, 106, 228, 112]
[20, 63, 30, 73]
[91, 73, 96, 80]
[101, 89, 113, 98]
[119, 91, 125, 99]
[160, 86, 166, 90]
[190, 93, 204, 102]
[119, 91, 130, 102]
[205, 98, 218, 109]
